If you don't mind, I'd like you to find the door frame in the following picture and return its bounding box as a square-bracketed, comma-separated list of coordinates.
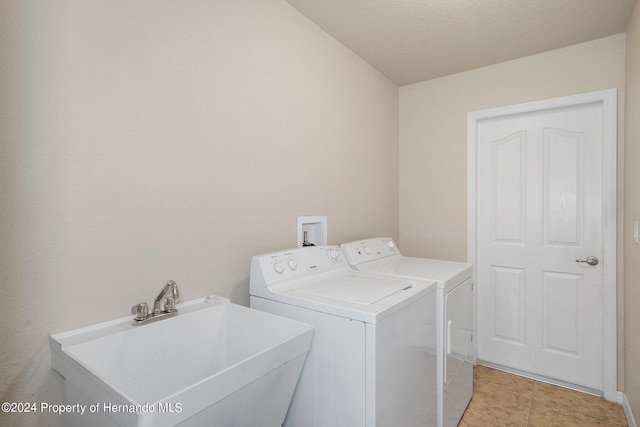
[466, 89, 618, 400]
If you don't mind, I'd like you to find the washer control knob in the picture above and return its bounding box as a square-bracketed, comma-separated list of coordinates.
[363, 246, 372, 255]
[273, 261, 285, 274]
[327, 249, 341, 262]
[386, 240, 395, 250]
[287, 259, 298, 270]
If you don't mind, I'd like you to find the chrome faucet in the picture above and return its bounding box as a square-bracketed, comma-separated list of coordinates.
[131, 280, 179, 325]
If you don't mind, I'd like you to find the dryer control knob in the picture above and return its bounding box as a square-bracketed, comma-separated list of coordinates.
[287, 259, 298, 270]
[363, 246, 372, 255]
[327, 249, 340, 262]
[273, 261, 286, 274]
[386, 240, 395, 250]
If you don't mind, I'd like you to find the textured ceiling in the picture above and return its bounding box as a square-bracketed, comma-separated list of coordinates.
[285, 0, 637, 86]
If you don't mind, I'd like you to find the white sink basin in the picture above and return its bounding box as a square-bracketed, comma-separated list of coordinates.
[50, 296, 313, 427]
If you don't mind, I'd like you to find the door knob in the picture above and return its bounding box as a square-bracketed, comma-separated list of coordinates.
[575, 256, 599, 266]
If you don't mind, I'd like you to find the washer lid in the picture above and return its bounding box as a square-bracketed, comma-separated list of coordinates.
[292, 273, 413, 305]
[264, 270, 436, 323]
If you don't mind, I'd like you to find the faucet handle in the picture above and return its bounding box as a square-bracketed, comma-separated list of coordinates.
[131, 302, 148, 320]
[164, 297, 176, 313]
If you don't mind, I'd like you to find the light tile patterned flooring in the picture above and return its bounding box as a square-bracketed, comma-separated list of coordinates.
[459, 366, 628, 427]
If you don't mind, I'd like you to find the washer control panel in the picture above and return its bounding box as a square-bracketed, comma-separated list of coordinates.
[253, 245, 347, 286]
[340, 237, 399, 266]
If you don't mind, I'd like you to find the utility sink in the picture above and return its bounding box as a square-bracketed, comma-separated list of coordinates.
[50, 296, 313, 427]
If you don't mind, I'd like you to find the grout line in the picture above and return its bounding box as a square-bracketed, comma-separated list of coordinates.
[471, 377, 533, 427]
[524, 381, 537, 427]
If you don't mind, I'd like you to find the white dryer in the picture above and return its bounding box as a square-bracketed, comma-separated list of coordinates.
[250, 245, 438, 427]
[340, 238, 474, 427]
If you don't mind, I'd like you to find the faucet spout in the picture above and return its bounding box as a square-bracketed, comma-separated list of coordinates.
[131, 280, 180, 325]
[153, 280, 179, 314]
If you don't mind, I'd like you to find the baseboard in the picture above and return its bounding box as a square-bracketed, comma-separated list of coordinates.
[619, 392, 637, 427]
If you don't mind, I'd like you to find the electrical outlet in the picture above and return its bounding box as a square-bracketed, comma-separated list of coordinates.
[634, 220, 639, 244]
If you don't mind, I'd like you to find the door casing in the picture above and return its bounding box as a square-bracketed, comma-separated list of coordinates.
[467, 89, 617, 401]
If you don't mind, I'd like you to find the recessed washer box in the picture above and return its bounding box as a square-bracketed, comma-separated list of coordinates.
[297, 215, 327, 247]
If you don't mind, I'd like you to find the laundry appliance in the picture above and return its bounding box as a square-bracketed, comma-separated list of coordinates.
[250, 245, 438, 427]
[341, 238, 474, 427]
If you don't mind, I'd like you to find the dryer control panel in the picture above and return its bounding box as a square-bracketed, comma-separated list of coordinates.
[250, 245, 347, 291]
[341, 237, 399, 266]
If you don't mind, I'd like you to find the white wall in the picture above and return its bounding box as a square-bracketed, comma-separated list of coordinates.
[399, 34, 626, 385]
[625, 1, 640, 421]
[0, 1, 399, 426]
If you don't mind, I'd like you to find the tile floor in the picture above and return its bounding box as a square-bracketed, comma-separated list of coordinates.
[459, 365, 628, 427]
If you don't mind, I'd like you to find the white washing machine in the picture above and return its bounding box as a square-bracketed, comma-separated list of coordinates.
[340, 238, 474, 427]
[250, 245, 438, 427]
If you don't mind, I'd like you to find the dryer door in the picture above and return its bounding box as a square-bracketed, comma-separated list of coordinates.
[444, 278, 474, 427]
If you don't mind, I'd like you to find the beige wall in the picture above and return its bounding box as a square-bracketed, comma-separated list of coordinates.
[0, 1, 398, 425]
[2, 0, 637, 424]
[399, 34, 626, 388]
[400, 34, 625, 260]
[625, 1, 640, 420]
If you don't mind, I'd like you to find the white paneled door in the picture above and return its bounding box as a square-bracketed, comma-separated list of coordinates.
[469, 91, 617, 396]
